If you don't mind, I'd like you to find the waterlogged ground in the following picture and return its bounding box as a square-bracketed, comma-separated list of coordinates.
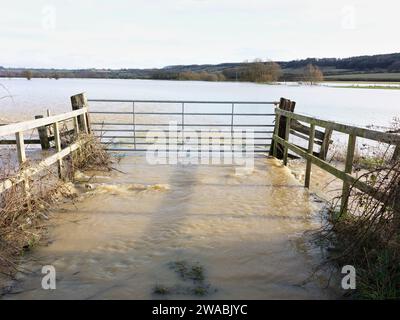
[3, 155, 338, 299]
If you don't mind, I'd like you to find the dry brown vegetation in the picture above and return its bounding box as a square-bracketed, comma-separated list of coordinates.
[0, 133, 112, 280]
[316, 120, 400, 299]
[318, 160, 399, 299]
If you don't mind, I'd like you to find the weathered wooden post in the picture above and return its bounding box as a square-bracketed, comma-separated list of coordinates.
[46, 109, 53, 135]
[71, 93, 90, 133]
[272, 112, 280, 158]
[15, 131, 31, 206]
[270, 98, 296, 159]
[340, 134, 357, 214]
[319, 128, 332, 160]
[35, 115, 50, 150]
[53, 121, 64, 179]
[305, 124, 316, 188]
[283, 116, 291, 165]
[73, 116, 80, 137]
[15, 131, 26, 164]
[82, 113, 89, 134]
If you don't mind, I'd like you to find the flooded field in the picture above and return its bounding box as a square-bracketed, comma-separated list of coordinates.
[3, 155, 338, 299]
[0, 78, 399, 129]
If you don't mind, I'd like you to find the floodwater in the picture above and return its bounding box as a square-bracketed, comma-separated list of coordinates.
[1, 79, 397, 299]
[3, 156, 337, 299]
[0, 78, 399, 128]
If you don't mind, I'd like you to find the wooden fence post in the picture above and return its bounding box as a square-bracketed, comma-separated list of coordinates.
[71, 93, 90, 133]
[82, 113, 89, 134]
[73, 116, 80, 137]
[283, 116, 291, 165]
[35, 115, 50, 150]
[15, 131, 31, 204]
[270, 98, 296, 159]
[340, 134, 357, 214]
[272, 113, 280, 158]
[319, 128, 332, 160]
[305, 124, 316, 188]
[53, 121, 64, 179]
[46, 109, 53, 135]
[15, 131, 26, 164]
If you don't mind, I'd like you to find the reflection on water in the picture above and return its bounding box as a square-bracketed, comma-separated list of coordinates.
[4, 156, 338, 299]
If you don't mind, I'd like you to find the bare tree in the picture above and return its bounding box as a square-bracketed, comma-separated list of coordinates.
[22, 70, 33, 80]
[303, 63, 324, 84]
[241, 59, 282, 83]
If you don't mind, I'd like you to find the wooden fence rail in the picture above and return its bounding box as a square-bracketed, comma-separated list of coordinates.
[0, 129, 76, 146]
[269, 98, 332, 160]
[272, 108, 400, 213]
[0, 93, 89, 194]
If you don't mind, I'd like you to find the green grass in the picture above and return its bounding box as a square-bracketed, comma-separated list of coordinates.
[324, 72, 400, 81]
[358, 157, 386, 170]
[356, 249, 400, 299]
[191, 285, 210, 297]
[168, 260, 205, 281]
[324, 80, 400, 85]
[333, 85, 400, 90]
[153, 285, 170, 295]
[21, 235, 40, 254]
[152, 260, 216, 297]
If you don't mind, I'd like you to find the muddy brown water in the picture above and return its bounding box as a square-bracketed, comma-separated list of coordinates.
[3, 155, 339, 299]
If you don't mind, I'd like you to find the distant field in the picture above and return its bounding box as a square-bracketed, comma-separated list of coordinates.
[324, 73, 400, 82]
[282, 67, 350, 75]
[282, 68, 400, 82]
[332, 85, 400, 90]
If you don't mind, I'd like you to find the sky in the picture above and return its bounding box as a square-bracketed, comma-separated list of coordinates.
[1, 0, 399, 69]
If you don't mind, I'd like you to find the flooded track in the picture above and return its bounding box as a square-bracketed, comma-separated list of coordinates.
[3, 155, 338, 299]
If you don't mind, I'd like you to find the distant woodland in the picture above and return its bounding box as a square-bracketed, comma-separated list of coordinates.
[1, 52, 400, 82]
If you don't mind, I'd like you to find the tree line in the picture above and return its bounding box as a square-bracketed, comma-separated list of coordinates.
[282, 53, 400, 72]
[0, 60, 325, 84]
[2, 52, 400, 82]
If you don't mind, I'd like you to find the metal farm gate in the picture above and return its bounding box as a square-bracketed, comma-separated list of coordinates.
[88, 99, 279, 154]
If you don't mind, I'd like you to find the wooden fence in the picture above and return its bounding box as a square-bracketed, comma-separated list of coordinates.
[0, 93, 89, 194]
[272, 107, 400, 213]
[269, 98, 332, 160]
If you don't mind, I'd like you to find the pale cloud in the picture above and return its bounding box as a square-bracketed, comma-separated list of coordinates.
[0, 0, 399, 68]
